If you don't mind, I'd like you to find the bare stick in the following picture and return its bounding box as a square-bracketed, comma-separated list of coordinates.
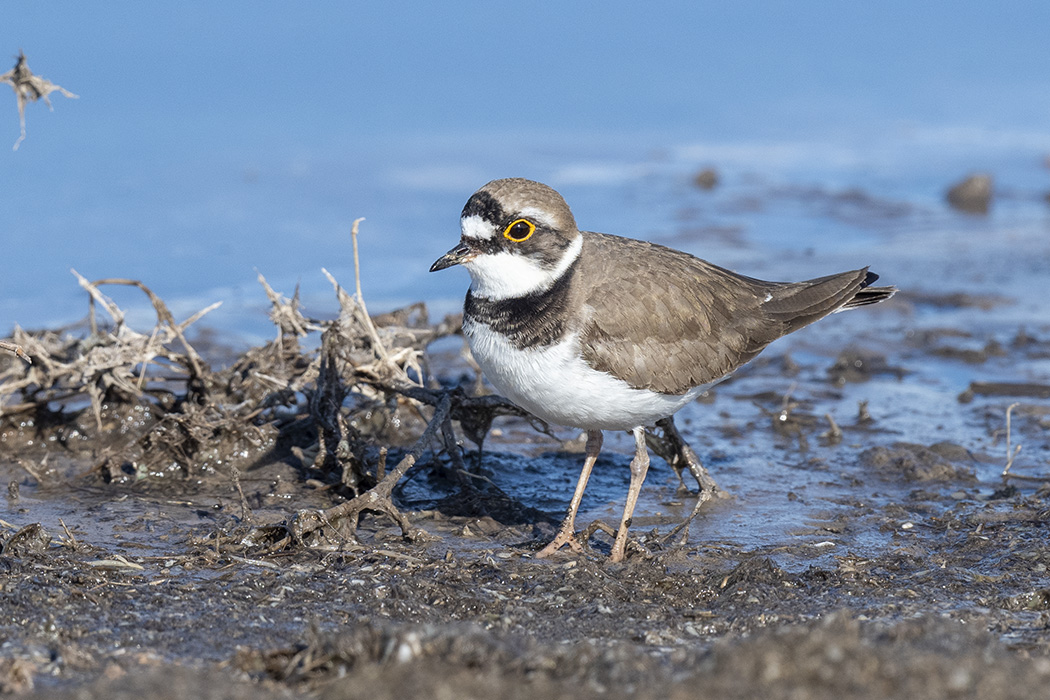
[376, 446, 388, 482]
[71, 271, 214, 382]
[232, 466, 252, 524]
[346, 217, 390, 363]
[59, 518, 79, 550]
[0, 341, 30, 364]
[351, 217, 366, 306]
[321, 267, 390, 365]
[1003, 402, 1022, 477]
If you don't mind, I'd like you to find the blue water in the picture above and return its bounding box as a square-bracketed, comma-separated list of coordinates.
[3, 2, 1050, 342]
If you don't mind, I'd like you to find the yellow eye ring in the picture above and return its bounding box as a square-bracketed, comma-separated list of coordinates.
[503, 219, 536, 242]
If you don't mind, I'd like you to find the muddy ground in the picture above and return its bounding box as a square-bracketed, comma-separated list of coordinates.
[0, 278, 1049, 699]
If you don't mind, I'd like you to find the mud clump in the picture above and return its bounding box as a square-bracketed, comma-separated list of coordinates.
[860, 442, 977, 482]
[693, 167, 720, 190]
[40, 612, 1045, 700]
[946, 173, 993, 214]
[1, 523, 53, 556]
[698, 613, 1050, 700]
[959, 381, 1050, 403]
[827, 348, 906, 384]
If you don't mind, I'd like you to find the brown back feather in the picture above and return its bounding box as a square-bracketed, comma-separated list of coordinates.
[576, 232, 894, 394]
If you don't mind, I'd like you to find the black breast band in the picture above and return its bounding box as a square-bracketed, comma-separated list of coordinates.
[465, 261, 577, 349]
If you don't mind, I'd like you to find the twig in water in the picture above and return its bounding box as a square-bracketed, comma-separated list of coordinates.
[1003, 402, 1022, 477]
[73, 272, 215, 384]
[59, 518, 79, 550]
[376, 447, 387, 482]
[232, 466, 252, 524]
[351, 218, 366, 308]
[821, 413, 842, 444]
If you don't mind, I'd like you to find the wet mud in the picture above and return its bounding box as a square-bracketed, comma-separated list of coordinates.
[1, 220, 1050, 699]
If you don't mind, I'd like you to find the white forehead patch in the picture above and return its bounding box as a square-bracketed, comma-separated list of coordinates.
[464, 235, 582, 300]
[460, 214, 497, 240]
[517, 206, 557, 229]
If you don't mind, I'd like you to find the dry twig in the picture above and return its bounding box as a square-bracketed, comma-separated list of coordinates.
[0, 273, 219, 427]
[0, 227, 528, 556]
[1, 51, 77, 150]
[1002, 402, 1022, 477]
[250, 393, 454, 550]
[0, 341, 30, 364]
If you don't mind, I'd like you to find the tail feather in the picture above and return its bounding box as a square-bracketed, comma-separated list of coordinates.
[843, 271, 896, 309]
[763, 268, 896, 334]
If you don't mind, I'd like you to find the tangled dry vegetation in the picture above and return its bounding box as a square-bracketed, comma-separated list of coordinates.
[0, 223, 537, 552]
[1, 51, 77, 150]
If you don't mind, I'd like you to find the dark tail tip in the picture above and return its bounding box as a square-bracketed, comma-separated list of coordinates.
[848, 281, 896, 308]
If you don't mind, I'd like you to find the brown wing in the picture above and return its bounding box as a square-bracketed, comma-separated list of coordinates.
[576, 232, 882, 395]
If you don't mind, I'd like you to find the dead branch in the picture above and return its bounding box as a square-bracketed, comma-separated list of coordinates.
[257, 272, 319, 342]
[1002, 402, 1022, 477]
[75, 272, 215, 390]
[368, 378, 543, 447]
[250, 393, 454, 550]
[309, 325, 362, 490]
[0, 273, 218, 432]
[347, 217, 388, 363]
[1, 51, 77, 150]
[0, 341, 30, 364]
[0, 226, 529, 559]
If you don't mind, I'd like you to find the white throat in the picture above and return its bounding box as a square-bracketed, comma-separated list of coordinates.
[465, 234, 582, 300]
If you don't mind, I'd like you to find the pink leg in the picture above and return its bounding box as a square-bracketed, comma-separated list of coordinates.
[609, 427, 650, 563]
[536, 430, 603, 558]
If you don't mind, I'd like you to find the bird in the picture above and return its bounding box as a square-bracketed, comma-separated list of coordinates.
[430, 178, 896, 562]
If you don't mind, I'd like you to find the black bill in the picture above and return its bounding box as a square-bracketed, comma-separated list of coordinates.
[430, 241, 474, 272]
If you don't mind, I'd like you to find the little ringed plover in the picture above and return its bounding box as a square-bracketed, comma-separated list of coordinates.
[431, 178, 895, 562]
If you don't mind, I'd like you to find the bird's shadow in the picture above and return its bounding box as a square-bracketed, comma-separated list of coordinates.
[397, 447, 670, 528]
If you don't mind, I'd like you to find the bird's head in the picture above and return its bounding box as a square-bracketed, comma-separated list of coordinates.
[430, 178, 582, 299]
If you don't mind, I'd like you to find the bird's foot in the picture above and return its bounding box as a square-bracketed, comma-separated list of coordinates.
[673, 438, 731, 501]
[693, 467, 730, 500]
[673, 482, 694, 497]
[535, 526, 585, 558]
[663, 485, 717, 546]
[651, 417, 730, 499]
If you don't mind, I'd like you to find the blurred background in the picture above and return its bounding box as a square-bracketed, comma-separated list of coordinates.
[2, 1, 1050, 343]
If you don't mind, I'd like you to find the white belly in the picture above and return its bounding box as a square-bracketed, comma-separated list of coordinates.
[464, 319, 702, 431]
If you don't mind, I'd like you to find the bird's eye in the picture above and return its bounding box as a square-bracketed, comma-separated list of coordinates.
[503, 219, 536, 242]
